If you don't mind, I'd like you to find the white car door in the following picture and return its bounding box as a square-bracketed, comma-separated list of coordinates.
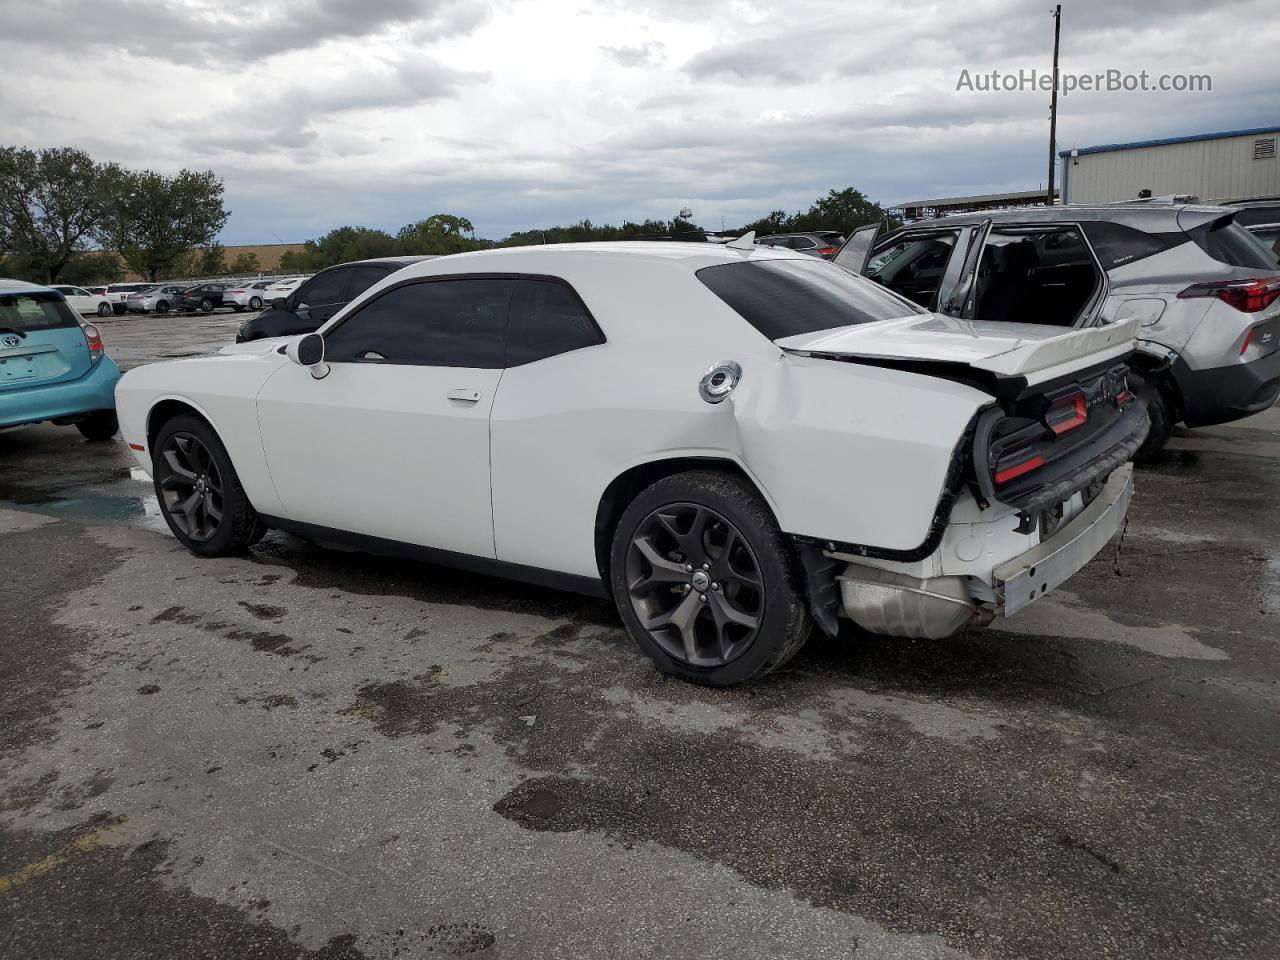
[255, 275, 511, 558]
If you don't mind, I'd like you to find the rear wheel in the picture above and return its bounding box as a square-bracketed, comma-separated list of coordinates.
[76, 410, 118, 441]
[249, 296, 262, 311]
[1137, 384, 1174, 462]
[200, 298, 214, 313]
[153, 414, 265, 556]
[156, 300, 170, 314]
[96, 302, 111, 317]
[609, 470, 811, 686]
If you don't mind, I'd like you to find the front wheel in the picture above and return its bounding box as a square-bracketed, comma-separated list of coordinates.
[96, 302, 111, 317]
[153, 414, 266, 556]
[609, 470, 812, 686]
[200, 299, 214, 313]
[76, 410, 118, 441]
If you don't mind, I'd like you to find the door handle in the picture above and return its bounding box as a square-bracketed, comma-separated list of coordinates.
[446, 388, 482, 403]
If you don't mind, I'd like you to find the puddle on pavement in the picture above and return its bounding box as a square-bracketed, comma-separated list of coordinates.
[0, 466, 168, 533]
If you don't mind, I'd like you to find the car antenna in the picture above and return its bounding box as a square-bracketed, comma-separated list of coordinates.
[726, 231, 756, 251]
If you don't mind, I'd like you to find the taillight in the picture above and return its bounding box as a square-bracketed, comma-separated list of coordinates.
[1178, 276, 1280, 313]
[994, 455, 1046, 486]
[815, 246, 838, 257]
[83, 323, 104, 361]
[1046, 393, 1088, 435]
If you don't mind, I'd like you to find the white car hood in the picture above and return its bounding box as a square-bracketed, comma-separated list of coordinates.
[775, 313, 1138, 381]
[218, 336, 295, 356]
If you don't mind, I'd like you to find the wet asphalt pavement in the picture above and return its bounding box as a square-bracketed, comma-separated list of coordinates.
[1, 311, 1279, 959]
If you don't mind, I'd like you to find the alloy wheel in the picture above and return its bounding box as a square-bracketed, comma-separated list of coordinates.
[158, 432, 224, 542]
[624, 503, 764, 667]
[249, 297, 262, 310]
[97, 302, 111, 317]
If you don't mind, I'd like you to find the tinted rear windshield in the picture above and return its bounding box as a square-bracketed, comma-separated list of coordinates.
[697, 258, 921, 340]
[1188, 216, 1279, 270]
[0, 292, 81, 333]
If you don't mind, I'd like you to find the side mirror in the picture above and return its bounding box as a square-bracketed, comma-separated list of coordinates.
[286, 333, 329, 380]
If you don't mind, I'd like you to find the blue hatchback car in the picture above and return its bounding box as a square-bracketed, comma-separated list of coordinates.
[0, 280, 121, 440]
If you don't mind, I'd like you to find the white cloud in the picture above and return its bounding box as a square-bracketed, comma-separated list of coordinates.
[0, 0, 1275, 243]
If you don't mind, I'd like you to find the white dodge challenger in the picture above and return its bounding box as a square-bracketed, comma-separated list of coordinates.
[116, 240, 1147, 685]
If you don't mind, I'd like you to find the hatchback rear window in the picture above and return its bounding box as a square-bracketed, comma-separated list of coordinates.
[697, 258, 922, 340]
[0, 292, 81, 333]
[1188, 216, 1278, 270]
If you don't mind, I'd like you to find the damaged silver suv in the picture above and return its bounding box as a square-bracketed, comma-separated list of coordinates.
[837, 204, 1280, 456]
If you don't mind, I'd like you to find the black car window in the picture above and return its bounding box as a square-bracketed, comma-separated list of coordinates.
[1187, 216, 1278, 270]
[698, 258, 922, 341]
[346, 265, 389, 301]
[323, 278, 512, 368]
[0, 291, 81, 332]
[296, 269, 350, 307]
[788, 237, 816, 249]
[1231, 206, 1280, 228]
[507, 279, 604, 366]
[1081, 222, 1171, 270]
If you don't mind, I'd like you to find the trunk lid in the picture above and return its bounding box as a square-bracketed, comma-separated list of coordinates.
[775, 313, 1138, 383]
[0, 291, 93, 392]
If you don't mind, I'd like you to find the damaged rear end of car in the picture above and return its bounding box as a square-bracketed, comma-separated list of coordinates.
[781, 317, 1148, 638]
[697, 253, 1149, 641]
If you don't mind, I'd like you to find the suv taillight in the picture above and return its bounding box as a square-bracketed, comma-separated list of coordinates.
[815, 246, 838, 257]
[83, 323, 104, 361]
[1178, 276, 1280, 312]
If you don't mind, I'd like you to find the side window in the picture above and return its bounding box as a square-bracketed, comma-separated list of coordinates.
[788, 237, 815, 250]
[323, 278, 512, 368]
[507, 279, 605, 366]
[346, 265, 388, 301]
[296, 269, 349, 307]
[1081, 221, 1170, 270]
[865, 233, 959, 308]
[74, 288, 90, 297]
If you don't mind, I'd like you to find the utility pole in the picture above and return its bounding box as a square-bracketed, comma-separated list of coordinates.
[1046, 4, 1061, 206]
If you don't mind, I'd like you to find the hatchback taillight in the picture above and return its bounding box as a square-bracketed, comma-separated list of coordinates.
[815, 246, 838, 257]
[83, 323, 104, 361]
[1178, 276, 1280, 313]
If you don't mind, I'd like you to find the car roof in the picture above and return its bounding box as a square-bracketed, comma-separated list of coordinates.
[907, 202, 1238, 231]
[383, 241, 813, 283]
[331, 255, 442, 269]
[0, 279, 56, 295]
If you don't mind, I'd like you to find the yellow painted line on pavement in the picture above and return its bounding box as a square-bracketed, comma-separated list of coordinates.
[0, 816, 128, 895]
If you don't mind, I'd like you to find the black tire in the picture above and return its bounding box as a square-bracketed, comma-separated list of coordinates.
[152, 414, 265, 557]
[200, 298, 214, 313]
[1136, 383, 1174, 463]
[156, 301, 170, 314]
[609, 469, 812, 686]
[96, 302, 111, 317]
[76, 409, 118, 441]
[249, 296, 262, 311]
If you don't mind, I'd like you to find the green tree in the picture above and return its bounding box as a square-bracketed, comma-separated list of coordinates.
[0, 146, 118, 283]
[397, 214, 489, 255]
[279, 226, 401, 271]
[793, 187, 884, 234]
[60, 252, 123, 286]
[227, 251, 261, 274]
[198, 243, 226, 276]
[101, 168, 229, 281]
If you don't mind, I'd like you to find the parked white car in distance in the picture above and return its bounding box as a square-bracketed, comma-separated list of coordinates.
[261, 276, 306, 304]
[224, 279, 281, 312]
[127, 284, 189, 314]
[116, 241, 1148, 685]
[51, 285, 112, 318]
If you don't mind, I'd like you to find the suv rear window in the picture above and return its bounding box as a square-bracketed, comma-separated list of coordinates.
[1188, 216, 1278, 270]
[697, 258, 921, 340]
[0, 292, 81, 332]
[1081, 221, 1172, 270]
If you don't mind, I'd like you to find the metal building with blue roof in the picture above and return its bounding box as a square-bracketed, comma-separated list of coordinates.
[1058, 125, 1280, 204]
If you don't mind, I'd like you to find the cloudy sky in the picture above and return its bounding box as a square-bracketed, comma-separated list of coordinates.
[2, 0, 1276, 244]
